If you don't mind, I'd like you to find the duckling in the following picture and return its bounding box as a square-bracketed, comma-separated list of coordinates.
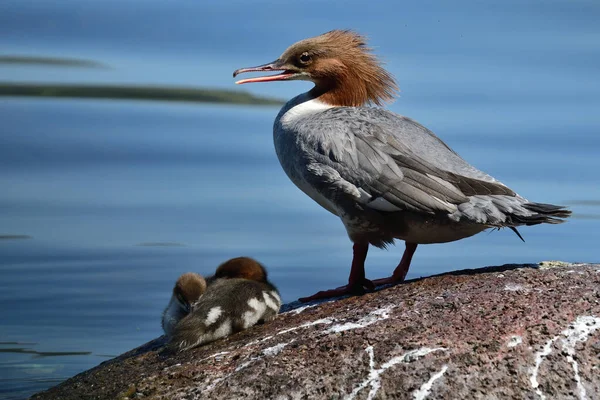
[161, 258, 263, 336]
[207, 256, 268, 283]
[161, 272, 207, 337]
[169, 257, 281, 351]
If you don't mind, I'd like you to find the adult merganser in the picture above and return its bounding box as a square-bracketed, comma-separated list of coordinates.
[169, 257, 281, 351]
[162, 272, 207, 336]
[233, 30, 571, 302]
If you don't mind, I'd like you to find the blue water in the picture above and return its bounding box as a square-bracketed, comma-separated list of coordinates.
[1, 1, 599, 398]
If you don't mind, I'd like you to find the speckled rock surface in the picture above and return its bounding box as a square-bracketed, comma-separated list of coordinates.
[31, 262, 600, 400]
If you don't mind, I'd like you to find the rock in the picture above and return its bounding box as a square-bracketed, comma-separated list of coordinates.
[31, 262, 600, 400]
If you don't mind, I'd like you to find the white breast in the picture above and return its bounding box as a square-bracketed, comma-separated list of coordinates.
[278, 94, 332, 127]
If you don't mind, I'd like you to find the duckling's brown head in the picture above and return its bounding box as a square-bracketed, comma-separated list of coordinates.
[214, 257, 267, 282]
[173, 272, 206, 312]
[233, 30, 398, 107]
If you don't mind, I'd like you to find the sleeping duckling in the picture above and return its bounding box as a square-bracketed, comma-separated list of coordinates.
[208, 256, 268, 283]
[161, 272, 206, 337]
[169, 257, 281, 351]
[161, 257, 260, 336]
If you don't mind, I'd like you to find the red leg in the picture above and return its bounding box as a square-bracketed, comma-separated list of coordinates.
[299, 241, 375, 302]
[348, 241, 369, 285]
[372, 242, 418, 286]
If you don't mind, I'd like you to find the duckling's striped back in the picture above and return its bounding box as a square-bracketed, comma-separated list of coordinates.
[169, 278, 281, 351]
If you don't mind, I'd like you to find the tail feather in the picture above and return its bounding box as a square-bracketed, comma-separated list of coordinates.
[523, 202, 572, 217]
[455, 195, 572, 227]
[510, 202, 571, 226]
[509, 226, 525, 242]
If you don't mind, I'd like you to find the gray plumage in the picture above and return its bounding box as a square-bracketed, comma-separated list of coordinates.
[162, 297, 188, 337]
[274, 94, 570, 248]
[169, 278, 281, 352]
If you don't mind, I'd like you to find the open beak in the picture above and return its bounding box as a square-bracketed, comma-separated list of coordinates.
[233, 60, 296, 84]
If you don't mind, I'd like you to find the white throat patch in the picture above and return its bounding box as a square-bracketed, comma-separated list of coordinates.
[279, 94, 333, 126]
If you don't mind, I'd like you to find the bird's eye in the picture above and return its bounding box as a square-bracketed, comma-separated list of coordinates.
[299, 52, 311, 63]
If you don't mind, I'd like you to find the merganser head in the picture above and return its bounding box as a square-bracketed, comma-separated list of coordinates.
[173, 272, 206, 313]
[214, 257, 268, 282]
[233, 30, 398, 107]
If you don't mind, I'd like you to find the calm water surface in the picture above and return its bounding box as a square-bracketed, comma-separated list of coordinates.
[1, 1, 599, 398]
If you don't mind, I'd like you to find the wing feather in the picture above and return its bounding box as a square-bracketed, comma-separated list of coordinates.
[299, 107, 516, 217]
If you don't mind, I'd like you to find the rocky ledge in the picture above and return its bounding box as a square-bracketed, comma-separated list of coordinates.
[32, 261, 600, 400]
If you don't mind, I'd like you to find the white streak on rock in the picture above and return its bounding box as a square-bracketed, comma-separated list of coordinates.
[531, 336, 558, 400]
[207, 340, 298, 391]
[346, 346, 446, 400]
[345, 346, 378, 400]
[507, 335, 523, 348]
[401, 347, 447, 363]
[244, 318, 334, 348]
[285, 304, 317, 315]
[243, 335, 274, 348]
[198, 351, 230, 363]
[205, 377, 225, 392]
[234, 358, 257, 372]
[207, 356, 259, 391]
[263, 340, 295, 357]
[530, 315, 600, 400]
[504, 283, 524, 292]
[412, 365, 449, 400]
[560, 316, 600, 400]
[276, 318, 335, 335]
[162, 363, 182, 371]
[326, 307, 393, 334]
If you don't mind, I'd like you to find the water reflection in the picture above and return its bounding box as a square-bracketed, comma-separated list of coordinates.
[0, 55, 108, 69]
[0, 235, 32, 240]
[0, 83, 283, 105]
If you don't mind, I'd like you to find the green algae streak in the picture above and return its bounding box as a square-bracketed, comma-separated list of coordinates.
[0, 83, 284, 106]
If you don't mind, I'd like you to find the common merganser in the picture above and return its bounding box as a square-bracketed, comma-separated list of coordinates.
[162, 272, 207, 336]
[233, 30, 571, 302]
[169, 257, 281, 351]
